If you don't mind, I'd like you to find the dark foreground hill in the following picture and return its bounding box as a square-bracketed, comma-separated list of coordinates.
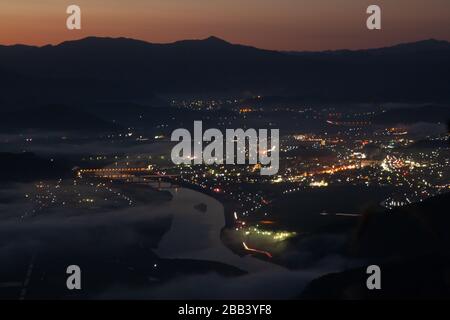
[0, 152, 72, 182]
[301, 193, 450, 299]
[353, 192, 450, 258]
[0, 37, 450, 103]
[301, 254, 450, 299]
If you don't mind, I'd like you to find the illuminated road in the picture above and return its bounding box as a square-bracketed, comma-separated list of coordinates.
[320, 212, 361, 217]
[242, 242, 273, 258]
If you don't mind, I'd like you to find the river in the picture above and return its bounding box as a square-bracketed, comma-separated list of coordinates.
[155, 187, 284, 273]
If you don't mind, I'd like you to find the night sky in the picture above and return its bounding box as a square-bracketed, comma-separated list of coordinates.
[1, 0, 450, 50]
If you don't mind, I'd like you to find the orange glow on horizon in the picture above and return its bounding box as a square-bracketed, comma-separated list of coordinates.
[1, 0, 450, 50]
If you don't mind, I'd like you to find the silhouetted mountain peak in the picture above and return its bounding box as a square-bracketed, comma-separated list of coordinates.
[57, 36, 150, 49]
[203, 36, 229, 44]
[373, 38, 450, 53]
[170, 35, 234, 49]
[411, 38, 450, 47]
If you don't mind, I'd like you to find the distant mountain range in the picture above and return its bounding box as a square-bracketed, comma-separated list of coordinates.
[0, 104, 120, 133]
[1, 36, 450, 104]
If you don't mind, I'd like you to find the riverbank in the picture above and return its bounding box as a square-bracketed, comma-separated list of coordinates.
[154, 187, 285, 273]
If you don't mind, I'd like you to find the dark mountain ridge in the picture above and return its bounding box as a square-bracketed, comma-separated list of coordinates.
[0, 104, 120, 133]
[1, 36, 450, 103]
